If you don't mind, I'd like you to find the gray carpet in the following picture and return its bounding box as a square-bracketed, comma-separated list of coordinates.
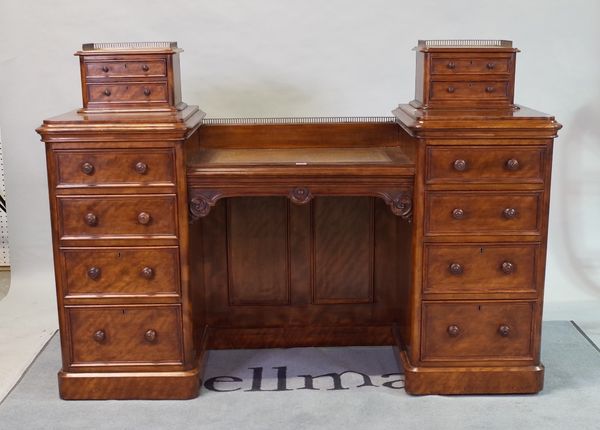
[0, 321, 599, 430]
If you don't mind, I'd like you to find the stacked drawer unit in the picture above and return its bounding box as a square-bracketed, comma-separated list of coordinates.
[395, 40, 560, 394]
[77, 42, 184, 112]
[38, 43, 203, 399]
[412, 39, 517, 109]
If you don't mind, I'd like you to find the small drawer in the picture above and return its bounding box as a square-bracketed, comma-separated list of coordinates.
[424, 243, 538, 295]
[421, 301, 534, 361]
[430, 57, 511, 75]
[55, 149, 175, 186]
[430, 81, 509, 101]
[62, 247, 180, 298]
[67, 305, 183, 365]
[85, 60, 167, 78]
[426, 146, 545, 184]
[425, 192, 541, 235]
[87, 83, 168, 104]
[58, 195, 178, 239]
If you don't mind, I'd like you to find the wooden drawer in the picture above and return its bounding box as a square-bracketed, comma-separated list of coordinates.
[426, 192, 541, 235]
[424, 243, 538, 295]
[58, 195, 178, 239]
[55, 149, 175, 186]
[421, 301, 534, 361]
[430, 81, 509, 101]
[67, 305, 183, 365]
[426, 146, 545, 184]
[87, 83, 168, 104]
[430, 56, 511, 75]
[62, 247, 180, 298]
[85, 59, 167, 78]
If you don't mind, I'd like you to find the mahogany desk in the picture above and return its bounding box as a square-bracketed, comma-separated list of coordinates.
[37, 40, 561, 399]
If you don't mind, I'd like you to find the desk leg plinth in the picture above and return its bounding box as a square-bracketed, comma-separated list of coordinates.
[396, 345, 544, 395]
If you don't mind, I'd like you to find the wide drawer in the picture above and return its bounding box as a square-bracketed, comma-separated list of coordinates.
[430, 80, 510, 101]
[58, 194, 178, 239]
[430, 56, 511, 75]
[62, 247, 180, 298]
[426, 146, 545, 184]
[85, 59, 167, 78]
[67, 305, 183, 365]
[87, 83, 168, 104]
[421, 301, 534, 361]
[55, 149, 175, 186]
[425, 192, 541, 235]
[423, 243, 538, 295]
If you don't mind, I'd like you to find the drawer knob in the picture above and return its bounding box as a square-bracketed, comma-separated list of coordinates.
[87, 266, 101, 280]
[447, 325, 461, 337]
[505, 158, 520, 170]
[498, 325, 511, 337]
[453, 159, 467, 171]
[93, 330, 106, 343]
[447, 61, 456, 69]
[485, 86, 495, 93]
[137, 212, 151, 225]
[102, 65, 109, 73]
[85, 212, 98, 227]
[144, 329, 157, 343]
[134, 161, 148, 174]
[501, 261, 515, 274]
[141, 266, 154, 279]
[142, 64, 150, 72]
[486, 62, 496, 70]
[143, 88, 152, 96]
[503, 207, 517, 219]
[80, 162, 94, 175]
[449, 263, 464, 275]
[452, 208, 465, 220]
[447, 86, 455, 93]
[103, 89, 111, 97]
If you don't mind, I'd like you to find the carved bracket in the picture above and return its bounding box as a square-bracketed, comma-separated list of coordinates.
[381, 191, 413, 222]
[189, 190, 221, 222]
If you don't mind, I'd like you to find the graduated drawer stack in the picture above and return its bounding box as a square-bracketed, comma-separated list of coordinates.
[420, 140, 550, 365]
[50, 145, 186, 371]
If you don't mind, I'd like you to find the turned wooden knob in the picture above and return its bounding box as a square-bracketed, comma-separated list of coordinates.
[452, 208, 465, 219]
[447, 86, 456, 93]
[449, 263, 464, 275]
[447, 61, 456, 69]
[447, 325, 460, 337]
[103, 88, 111, 96]
[81, 162, 94, 175]
[134, 161, 148, 174]
[142, 64, 150, 72]
[485, 86, 495, 93]
[453, 159, 467, 171]
[143, 88, 151, 96]
[141, 266, 154, 279]
[85, 212, 98, 226]
[486, 62, 496, 70]
[102, 65, 109, 73]
[137, 212, 151, 225]
[144, 329, 157, 343]
[506, 159, 520, 170]
[87, 266, 101, 280]
[503, 208, 517, 219]
[501, 261, 515, 274]
[93, 330, 106, 343]
[498, 325, 511, 337]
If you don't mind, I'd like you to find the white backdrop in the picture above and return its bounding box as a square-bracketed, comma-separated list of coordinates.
[0, 0, 599, 311]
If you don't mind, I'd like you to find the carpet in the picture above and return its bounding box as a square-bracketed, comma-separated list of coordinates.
[0, 321, 598, 430]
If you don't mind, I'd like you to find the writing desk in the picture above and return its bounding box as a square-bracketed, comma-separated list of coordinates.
[37, 40, 561, 399]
